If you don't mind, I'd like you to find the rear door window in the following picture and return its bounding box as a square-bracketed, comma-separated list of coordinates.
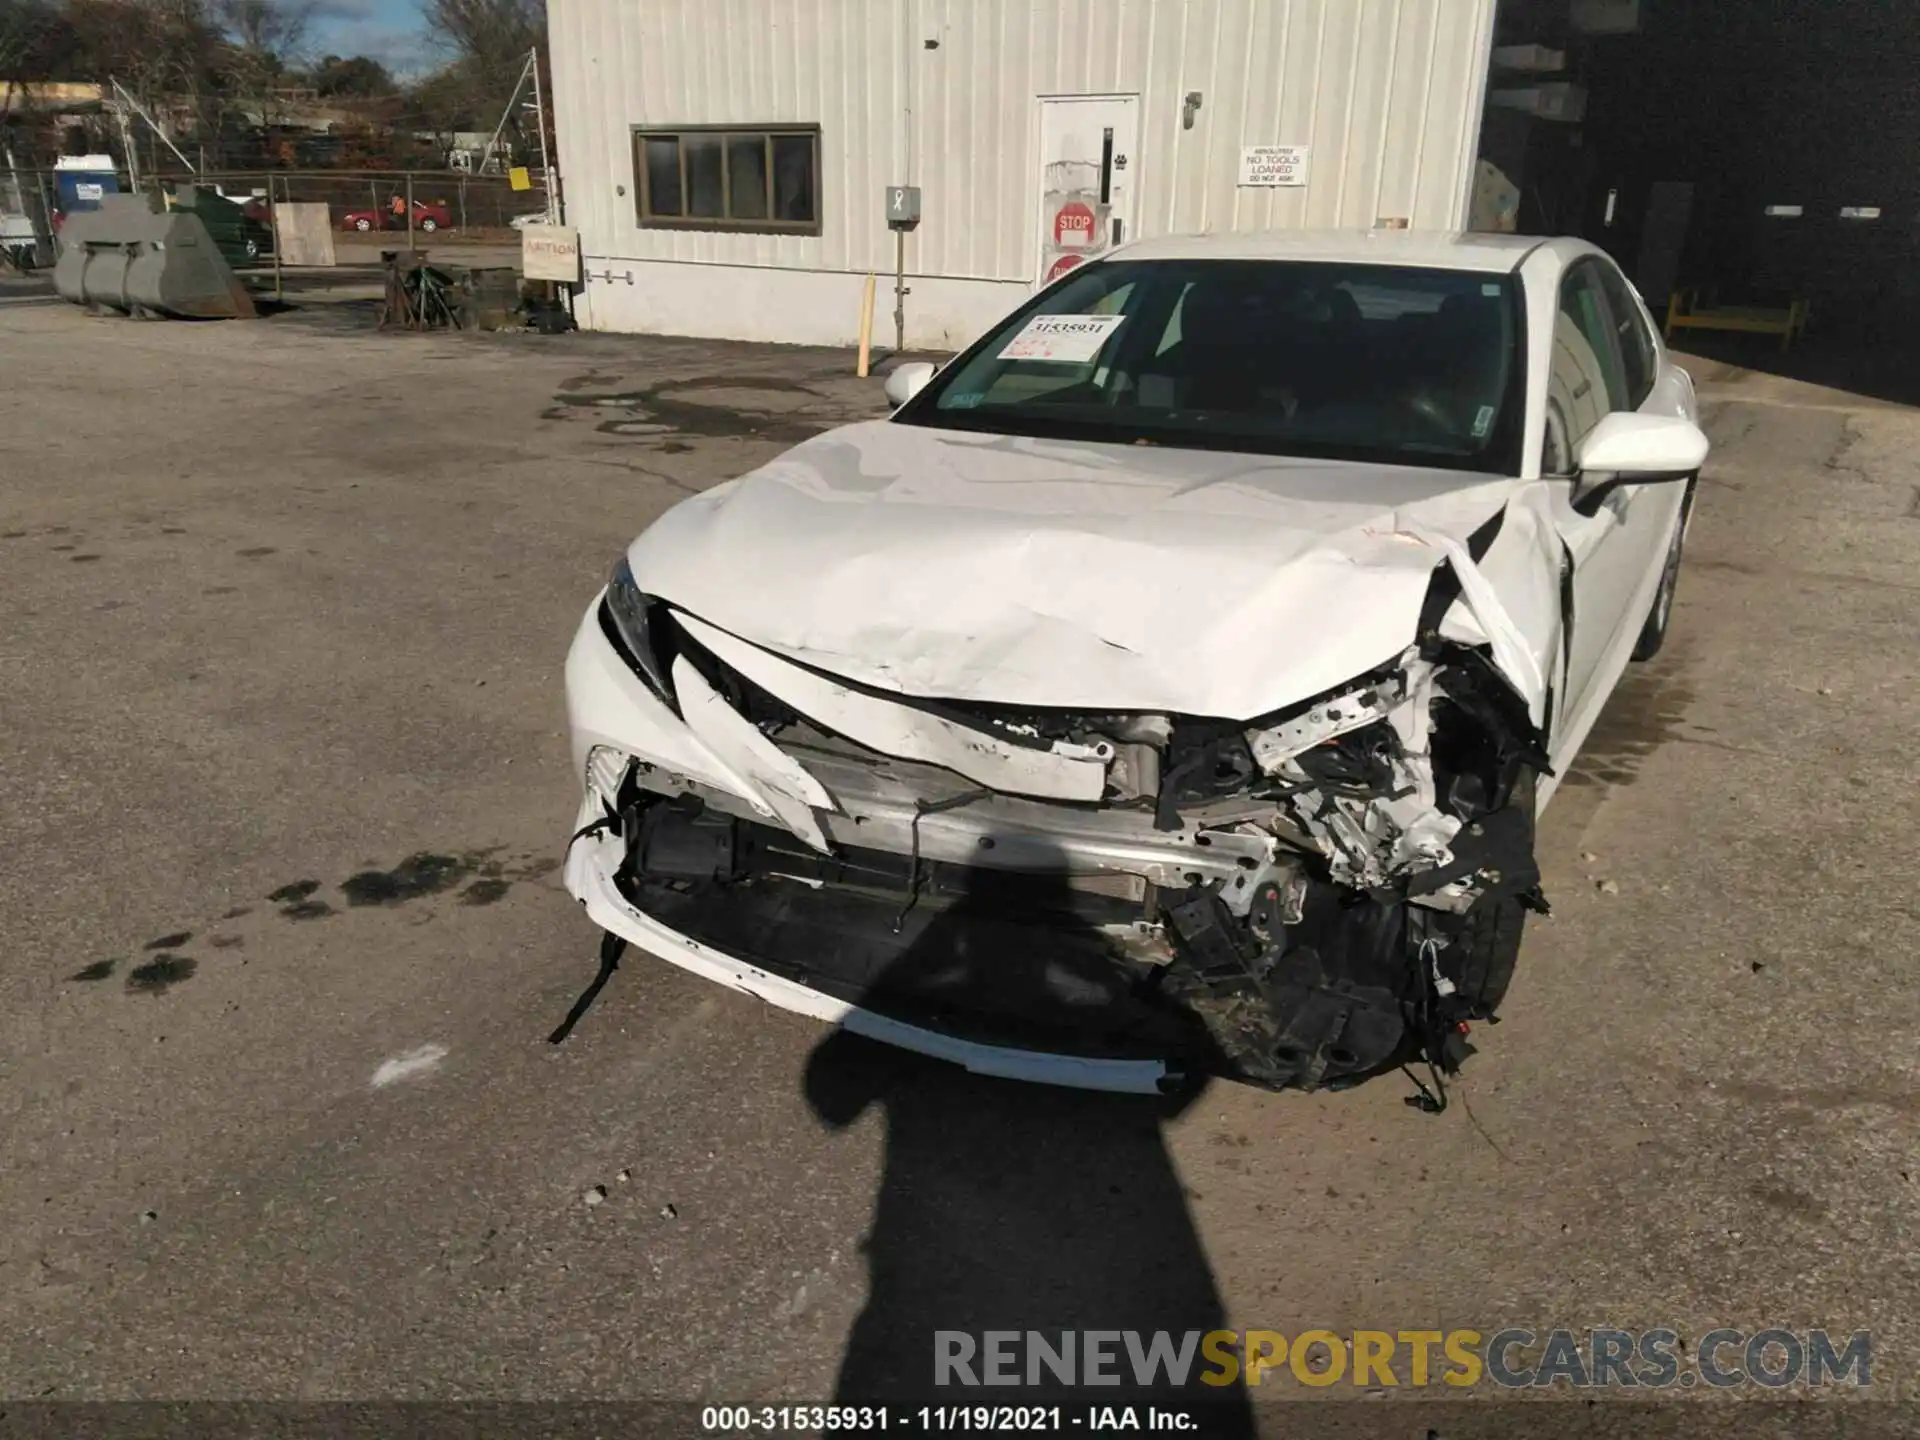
[1594, 260, 1658, 406]
[1548, 260, 1632, 468]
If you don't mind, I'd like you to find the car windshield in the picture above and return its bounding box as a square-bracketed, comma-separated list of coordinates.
[898, 258, 1526, 474]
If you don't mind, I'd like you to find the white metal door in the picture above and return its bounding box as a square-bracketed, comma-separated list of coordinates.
[1036, 95, 1139, 287]
[1550, 258, 1691, 729]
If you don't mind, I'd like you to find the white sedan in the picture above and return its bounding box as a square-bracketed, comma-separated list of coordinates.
[562, 230, 1707, 1096]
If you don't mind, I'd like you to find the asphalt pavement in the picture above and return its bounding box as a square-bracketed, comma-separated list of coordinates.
[1, 297, 1916, 1431]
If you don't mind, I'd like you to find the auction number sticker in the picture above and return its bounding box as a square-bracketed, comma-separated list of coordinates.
[996, 313, 1126, 363]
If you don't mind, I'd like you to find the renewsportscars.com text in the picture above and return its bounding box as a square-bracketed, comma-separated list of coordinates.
[934, 1328, 1871, 1390]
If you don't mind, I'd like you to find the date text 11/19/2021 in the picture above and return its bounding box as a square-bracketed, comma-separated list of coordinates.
[702, 1405, 1203, 1432]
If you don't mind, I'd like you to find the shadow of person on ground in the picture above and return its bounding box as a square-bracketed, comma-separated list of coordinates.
[804, 849, 1254, 1434]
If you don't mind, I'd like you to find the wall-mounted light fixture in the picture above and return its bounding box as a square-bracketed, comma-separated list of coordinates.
[1182, 92, 1203, 130]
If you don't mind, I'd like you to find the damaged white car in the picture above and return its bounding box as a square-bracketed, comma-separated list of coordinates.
[562, 231, 1707, 1097]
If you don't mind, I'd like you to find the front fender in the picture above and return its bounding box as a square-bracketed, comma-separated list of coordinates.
[1432, 488, 1567, 734]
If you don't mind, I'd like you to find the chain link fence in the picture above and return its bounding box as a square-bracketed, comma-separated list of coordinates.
[232, 170, 555, 237]
[3, 165, 554, 252]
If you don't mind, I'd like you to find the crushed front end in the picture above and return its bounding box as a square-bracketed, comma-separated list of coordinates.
[565, 566, 1552, 1095]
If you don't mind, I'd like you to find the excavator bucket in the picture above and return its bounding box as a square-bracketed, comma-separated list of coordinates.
[52, 192, 256, 320]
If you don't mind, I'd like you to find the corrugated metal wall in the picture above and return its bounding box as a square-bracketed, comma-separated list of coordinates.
[549, 0, 1493, 283]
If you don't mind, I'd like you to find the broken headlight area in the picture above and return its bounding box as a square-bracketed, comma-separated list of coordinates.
[601, 557, 679, 705]
[586, 624, 1549, 1094]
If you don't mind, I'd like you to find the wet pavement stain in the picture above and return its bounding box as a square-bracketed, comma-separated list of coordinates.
[1562, 670, 1699, 790]
[91, 848, 557, 993]
[269, 879, 332, 921]
[237, 547, 277, 559]
[161, 526, 187, 534]
[1750, 1183, 1827, 1221]
[70, 554, 102, 563]
[552, 374, 837, 446]
[204, 586, 239, 595]
[341, 852, 476, 906]
[2, 530, 26, 539]
[126, 955, 196, 995]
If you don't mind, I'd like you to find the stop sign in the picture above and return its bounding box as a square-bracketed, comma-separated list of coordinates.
[1044, 253, 1088, 285]
[1053, 201, 1095, 247]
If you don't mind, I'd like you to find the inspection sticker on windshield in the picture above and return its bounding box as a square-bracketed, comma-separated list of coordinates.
[997, 313, 1126, 362]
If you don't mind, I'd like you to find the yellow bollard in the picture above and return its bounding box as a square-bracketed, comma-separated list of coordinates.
[856, 273, 876, 377]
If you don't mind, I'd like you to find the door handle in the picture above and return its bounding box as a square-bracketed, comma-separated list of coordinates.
[1111, 217, 1124, 246]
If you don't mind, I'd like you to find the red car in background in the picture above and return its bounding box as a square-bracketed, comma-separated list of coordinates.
[340, 199, 454, 233]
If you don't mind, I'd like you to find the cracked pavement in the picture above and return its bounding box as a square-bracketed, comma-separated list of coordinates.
[1, 300, 1916, 1429]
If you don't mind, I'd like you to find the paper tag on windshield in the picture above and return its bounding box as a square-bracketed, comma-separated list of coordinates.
[997, 313, 1126, 363]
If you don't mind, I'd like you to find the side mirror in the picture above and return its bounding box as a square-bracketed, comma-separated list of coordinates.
[883, 361, 937, 409]
[1571, 411, 1708, 516]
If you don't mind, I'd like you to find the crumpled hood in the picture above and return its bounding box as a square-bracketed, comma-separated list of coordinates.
[628, 420, 1518, 720]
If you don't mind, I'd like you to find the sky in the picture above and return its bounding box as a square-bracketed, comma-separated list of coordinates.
[307, 0, 437, 78]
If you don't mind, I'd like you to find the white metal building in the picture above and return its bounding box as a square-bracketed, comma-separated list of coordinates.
[547, 0, 1498, 349]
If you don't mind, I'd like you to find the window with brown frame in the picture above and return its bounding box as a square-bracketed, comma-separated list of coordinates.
[633, 126, 822, 234]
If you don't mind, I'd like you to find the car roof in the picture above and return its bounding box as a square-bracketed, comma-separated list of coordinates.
[1110, 228, 1551, 274]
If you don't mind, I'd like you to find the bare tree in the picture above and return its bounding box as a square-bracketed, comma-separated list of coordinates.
[405, 58, 482, 166]
[1, 0, 60, 182]
[36, 0, 219, 170]
[422, 0, 542, 79]
[213, 0, 312, 137]
[0, 0, 61, 100]
[422, 0, 542, 130]
[215, 0, 307, 55]
[419, 0, 546, 175]
[65, 0, 217, 111]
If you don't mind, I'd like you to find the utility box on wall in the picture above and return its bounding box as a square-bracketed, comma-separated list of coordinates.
[885, 185, 922, 229]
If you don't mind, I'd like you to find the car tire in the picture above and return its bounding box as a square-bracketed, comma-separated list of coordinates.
[1430, 877, 1529, 1018]
[354, 217, 373, 232]
[1631, 478, 1697, 662]
[1411, 766, 1536, 1024]
[419, 217, 438, 232]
